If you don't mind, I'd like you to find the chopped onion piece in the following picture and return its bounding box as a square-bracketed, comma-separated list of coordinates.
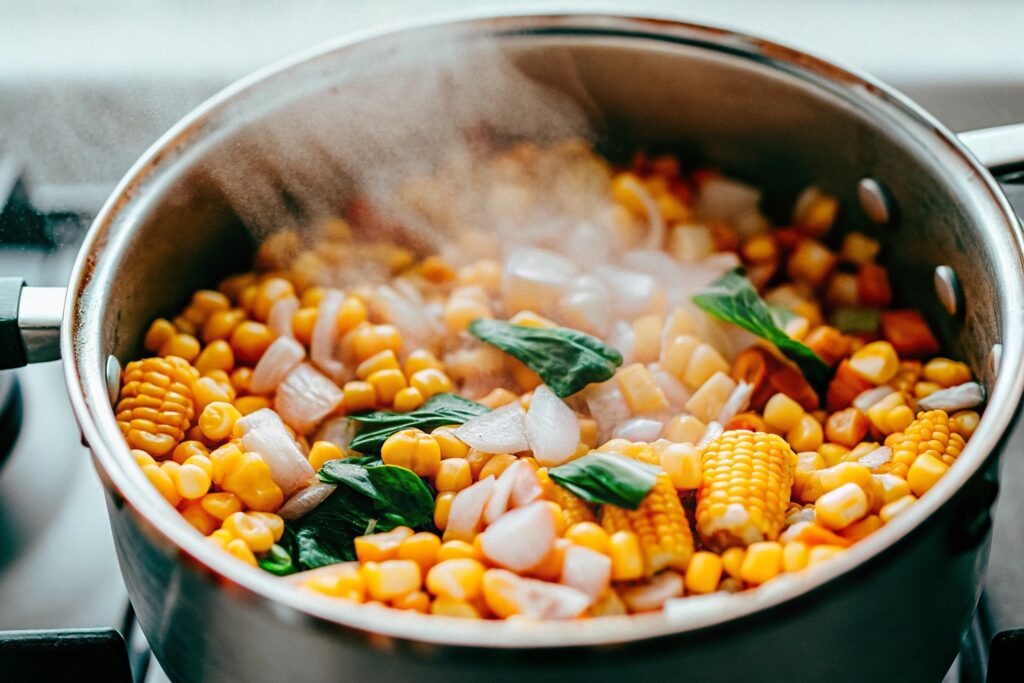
[858, 446, 893, 471]
[613, 417, 664, 442]
[525, 385, 580, 467]
[277, 482, 337, 521]
[510, 462, 543, 507]
[717, 381, 753, 425]
[918, 382, 985, 412]
[314, 416, 356, 451]
[273, 363, 343, 435]
[623, 249, 685, 286]
[620, 570, 685, 612]
[484, 460, 533, 524]
[564, 221, 612, 267]
[480, 501, 555, 572]
[446, 476, 495, 542]
[373, 284, 442, 353]
[267, 295, 299, 339]
[651, 366, 692, 410]
[584, 381, 631, 443]
[853, 386, 895, 413]
[455, 402, 529, 454]
[237, 408, 315, 495]
[558, 275, 612, 337]
[560, 545, 611, 599]
[311, 289, 346, 382]
[696, 175, 762, 220]
[249, 336, 305, 395]
[607, 319, 635, 366]
[503, 247, 577, 315]
[594, 265, 658, 319]
[697, 421, 724, 448]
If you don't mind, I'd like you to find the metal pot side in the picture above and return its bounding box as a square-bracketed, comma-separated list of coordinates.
[63, 14, 1024, 682]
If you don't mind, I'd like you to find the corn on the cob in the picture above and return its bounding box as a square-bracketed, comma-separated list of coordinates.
[889, 410, 965, 478]
[538, 469, 597, 526]
[116, 356, 200, 457]
[601, 475, 694, 576]
[696, 430, 796, 551]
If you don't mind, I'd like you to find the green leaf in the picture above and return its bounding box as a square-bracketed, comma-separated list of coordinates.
[549, 451, 660, 510]
[258, 544, 297, 576]
[830, 306, 881, 333]
[348, 393, 489, 455]
[467, 319, 623, 397]
[273, 460, 438, 572]
[692, 268, 831, 395]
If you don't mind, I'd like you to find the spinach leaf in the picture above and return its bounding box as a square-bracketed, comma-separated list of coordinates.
[549, 451, 659, 510]
[280, 460, 437, 572]
[692, 268, 831, 395]
[348, 393, 489, 455]
[258, 543, 296, 576]
[468, 319, 623, 397]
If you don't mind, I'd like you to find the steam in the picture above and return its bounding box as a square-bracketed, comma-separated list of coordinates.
[200, 38, 610, 275]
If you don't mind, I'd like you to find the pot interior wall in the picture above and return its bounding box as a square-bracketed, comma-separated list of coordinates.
[99, 29, 1000, 392]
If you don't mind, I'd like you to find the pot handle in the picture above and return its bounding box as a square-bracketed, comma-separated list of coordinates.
[959, 122, 1024, 171]
[0, 277, 64, 369]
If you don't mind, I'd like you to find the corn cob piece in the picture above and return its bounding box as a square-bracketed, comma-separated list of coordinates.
[888, 410, 965, 478]
[537, 467, 597, 526]
[116, 356, 200, 457]
[696, 430, 796, 551]
[601, 475, 694, 576]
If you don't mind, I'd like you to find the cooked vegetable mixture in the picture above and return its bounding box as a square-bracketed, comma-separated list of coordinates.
[117, 142, 985, 620]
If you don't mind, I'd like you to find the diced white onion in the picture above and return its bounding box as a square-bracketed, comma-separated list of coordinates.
[313, 416, 356, 452]
[853, 386, 895, 413]
[557, 275, 612, 337]
[480, 502, 556, 572]
[651, 367, 692, 410]
[858, 446, 893, 471]
[249, 336, 305, 395]
[455, 402, 529, 454]
[277, 482, 337, 521]
[618, 174, 665, 249]
[594, 265, 658, 319]
[613, 417, 664, 442]
[560, 545, 612, 599]
[697, 421, 724, 448]
[502, 247, 577, 315]
[446, 476, 495, 542]
[273, 363, 344, 435]
[525, 385, 581, 467]
[696, 175, 762, 220]
[620, 570, 685, 612]
[607, 319, 635, 366]
[584, 381, 631, 443]
[311, 289, 346, 382]
[267, 295, 299, 339]
[237, 408, 315, 495]
[918, 382, 985, 412]
[716, 381, 753, 425]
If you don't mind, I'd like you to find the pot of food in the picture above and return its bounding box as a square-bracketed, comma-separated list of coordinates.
[2, 13, 1023, 682]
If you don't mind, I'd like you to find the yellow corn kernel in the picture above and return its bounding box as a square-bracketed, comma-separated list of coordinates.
[426, 558, 486, 601]
[192, 376, 235, 414]
[180, 500, 219, 535]
[763, 393, 805, 433]
[696, 431, 796, 550]
[289, 307, 317, 347]
[176, 461, 212, 500]
[545, 482, 597, 526]
[787, 414, 824, 452]
[840, 514, 883, 541]
[685, 371, 737, 424]
[221, 452, 284, 512]
[142, 463, 181, 506]
[430, 597, 482, 619]
[660, 334, 701, 378]
[577, 418, 599, 449]
[143, 318, 177, 352]
[131, 449, 156, 467]
[870, 474, 911, 512]
[230, 321, 274, 366]
[659, 442, 702, 490]
[683, 343, 731, 389]
[409, 369, 453, 400]
[721, 547, 746, 579]
[787, 239, 836, 286]
[351, 324, 402, 363]
[478, 388, 518, 409]
[923, 358, 972, 388]
[392, 590, 430, 613]
[907, 453, 948, 497]
[229, 366, 252, 394]
[199, 493, 242, 523]
[301, 564, 365, 602]
[198, 401, 242, 442]
[950, 410, 980, 439]
[367, 369, 407, 406]
[201, 309, 246, 345]
[564, 522, 609, 554]
[381, 428, 442, 478]
[170, 440, 208, 465]
[814, 482, 869, 531]
[404, 349, 444, 377]
[879, 494, 917, 522]
[685, 551, 724, 594]
[361, 560, 422, 601]
[602, 476, 693, 576]
[342, 381, 376, 413]
[739, 541, 783, 584]
[478, 453, 517, 481]
[849, 341, 900, 385]
[335, 296, 368, 336]
[782, 541, 810, 572]
[430, 425, 469, 460]
[884, 405, 915, 434]
[248, 512, 284, 542]
[444, 295, 492, 332]
[234, 395, 270, 416]
[158, 333, 201, 363]
[800, 462, 872, 503]
[914, 381, 943, 399]
[225, 538, 257, 566]
[354, 527, 414, 563]
[807, 544, 844, 566]
[397, 532, 442, 573]
[631, 314, 664, 364]
[465, 450, 494, 480]
[392, 387, 425, 413]
[194, 340, 235, 375]
[434, 492, 456, 531]
[307, 440, 345, 471]
[298, 286, 325, 309]
[608, 531, 644, 581]
[436, 458, 472, 492]
[436, 539, 481, 563]
[618, 363, 669, 415]
[664, 415, 706, 445]
[248, 277, 295, 322]
[355, 349, 400, 381]
[890, 410, 965, 477]
[817, 443, 850, 468]
[222, 511, 274, 552]
[793, 451, 826, 499]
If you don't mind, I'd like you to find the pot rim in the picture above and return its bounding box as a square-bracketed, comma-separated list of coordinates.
[63, 11, 1024, 649]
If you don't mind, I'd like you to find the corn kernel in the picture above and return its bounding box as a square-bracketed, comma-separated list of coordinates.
[221, 451, 284, 512]
[207, 528, 233, 550]
[870, 474, 911, 512]
[801, 462, 872, 503]
[230, 322, 274, 366]
[444, 295, 493, 333]
[291, 307, 318, 346]
[248, 512, 284, 542]
[355, 527, 414, 563]
[200, 492, 242, 522]
[381, 428, 442, 478]
[392, 387, 425, 413]
[564, 522, 609, 554]
[739, 541, 783, 584]
[950, 410, 980, 439]
[222, 511, 274, 552]
[907, 453, 948, 497]
[430, 597, 482, 619]
[841, 232, 880, 265]
[392, 591, 430, 613]
[142, 463, 181, 506]
[250, 277, 295, 322]
[362, 560, 422, 601]
[478, 388, 519, 409]
[814, 483, 869, 531]
[660, 335, 701, 378]
[177, 462, 212, 500]
[180, 500, 219, 535]
[351, 324, 402, 363]
[879, 494, 917, 522]
[341, 381, 376, 413]
[659, 443, 701, 490]
[308, 440, 345, 471]
[170, 440, 208, 465]
[782, 541, 810, 572]
[409, 369, 453, 399]
[144, 318, 177, 352]
[193, 376, 235, 413]
[434, 492, 456, 531]
[202, 309, 246, 344]
[885, 405, 915, 434]
[436, 458, 473, 492]
[683, 344, 730, 389]
[335, 296, 368, 336]
[234, 395, 270, 416]
[764, 393, 805, 433]
[436, 539, 481, 563]
[426, 558, 486, 601]
[866, 392, 907, 434]
[608, 531, 644, 581]
[229, 366, 253, 394]
[356, 349, 400, 381]
[198, 401, 242, 442]
[787, 414, 824, 452]
[404, 349, 444, 376]
[840, 514, 883, 541]
[721, 547, 746, 579]
[685, 371, 737, 424]
[131, 449, 156, 467]
[807, 544, 843, 566]
[301, 564, 365, 602]
[817, 443, 850, 468]
[849, 341, 900, 385]
[824, 408, 869, 448]
[194, 340, 235, 375]
[923, 358, 972, 388]
[479, 453, 517, 481]
[663, 415, 706, 444]
[685, 551, 724, 594]
[397, 532, 443, 573]
[631, 314, 664, 364]
[787, 239, 836, 287]
[429, 425, 469, 460]
[158, 334, 201, 363]
[225, 538, 257, 566]
[367, 369, 407, 405]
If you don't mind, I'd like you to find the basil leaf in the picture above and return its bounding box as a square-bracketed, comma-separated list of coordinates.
[258, 544, 296, 576]
[348, 393, 489, 455]
[549, 451, 659, 510]
[278, 461, 437, 572]
[692, 268, 831, 395]
[468, 319, 623, 397]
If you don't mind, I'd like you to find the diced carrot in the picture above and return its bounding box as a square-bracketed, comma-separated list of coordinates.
[803, 326, 852, 366]
[732, 347, 819, 412]
[826, 359, 874, 412]
[880, 309, 940, 358]
[725, 412, 767, 432]
[709, 221, 740, 252]
[773, 228, 803, 252]
[857, 263, 892, 308]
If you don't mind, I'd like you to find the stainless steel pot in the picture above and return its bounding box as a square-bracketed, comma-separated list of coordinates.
[3, 14, 1024, 682]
